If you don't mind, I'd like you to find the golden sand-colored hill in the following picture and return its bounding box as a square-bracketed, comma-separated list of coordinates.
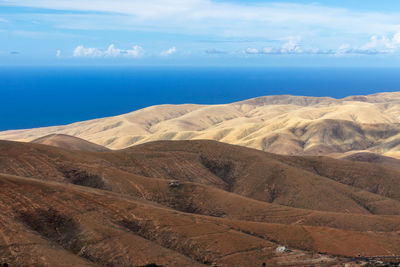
[0, 92, 399, 159]
[1, 140, 400, 266]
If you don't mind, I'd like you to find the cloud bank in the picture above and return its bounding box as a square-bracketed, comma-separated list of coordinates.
[2, 0, 400, 39]
[73, 44, 144, 58]
[3, 0, 400, 60]
[244, 33, 400, 56]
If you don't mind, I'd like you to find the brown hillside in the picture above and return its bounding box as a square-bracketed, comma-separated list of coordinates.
[117, 140, 400, 211]
[1, 140, 400, 215]
[1, 140, 400, 266]
[1, 173, 400, 266]
[31, 134, 110, 152]
[339, 151, 400, 171]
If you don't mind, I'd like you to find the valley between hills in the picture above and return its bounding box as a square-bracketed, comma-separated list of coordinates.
[0, 92, 400, 266]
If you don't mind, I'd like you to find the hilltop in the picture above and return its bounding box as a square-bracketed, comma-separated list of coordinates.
[31, 134, 110, 152]
[1, 92, 399, 159]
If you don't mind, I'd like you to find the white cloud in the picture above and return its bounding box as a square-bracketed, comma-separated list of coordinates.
[334, 32, 400, 55]
[244, 32, 400, 56]
[245, 48, 260, 54]
[3, 0, 400, 39]
[245, 38, 304, 55]
[0, 18, 8, 23]
[359, 33, 400, 53]
[392, 33, 400, 46]
[73, 44, 144, 58]
[73, 45, 103, 57]
[335, 44, 351, 55]
[104, 44, 144, 57]
[4, 0, 400, 57]
[280, 38, 303, 54]
[160, 46, 176, 56]
[56, 50, 61, 57]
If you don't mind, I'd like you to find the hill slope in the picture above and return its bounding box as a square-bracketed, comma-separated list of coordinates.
[338, 151, 400, 171]
[4, 172, 400, 267]
[1, 140, 400, 266]
[0, 92, 399, 158]
[31, 134, 110, 152]
[1, 139, 400, 216]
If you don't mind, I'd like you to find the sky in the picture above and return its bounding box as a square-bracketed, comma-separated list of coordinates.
[1, 0, 400, 66]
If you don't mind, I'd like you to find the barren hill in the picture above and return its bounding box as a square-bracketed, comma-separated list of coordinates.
[339, 151, 400, 171]
[31, 134, 110, 152]
[1, 140, 400, 266]
[3, 172, 397, 267]
[2, 139, 400, 215]
[1, 92, 399, 158]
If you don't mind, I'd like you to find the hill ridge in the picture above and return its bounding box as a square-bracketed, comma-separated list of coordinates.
[31, 133, 110, 152]
[1, 139, 400, 266]
[0, 92, 399, 158]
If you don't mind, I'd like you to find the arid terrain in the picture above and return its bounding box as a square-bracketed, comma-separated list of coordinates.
[1, 92, 400, 266]
[1, 92, 399, 159]
[3, 0, 400, 262]
[0, 138, 400, 266]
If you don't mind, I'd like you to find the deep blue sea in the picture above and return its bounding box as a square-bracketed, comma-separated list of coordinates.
[1, 66, 400, 131]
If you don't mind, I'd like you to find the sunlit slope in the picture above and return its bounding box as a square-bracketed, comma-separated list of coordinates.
[2, 139, 400, 215]
[2, 140, 400, 265]
[4, 173, 399, 266]
[1, 92, 399, 157]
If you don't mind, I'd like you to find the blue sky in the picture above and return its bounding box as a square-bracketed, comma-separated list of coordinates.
[1, 0, 400, 66]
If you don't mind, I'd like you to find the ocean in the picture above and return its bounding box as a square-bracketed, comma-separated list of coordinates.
[1, 66, 400, 131]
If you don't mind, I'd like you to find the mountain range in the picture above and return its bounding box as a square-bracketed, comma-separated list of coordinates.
[1, 92, 399, 160]
[1, 92, 400, 266]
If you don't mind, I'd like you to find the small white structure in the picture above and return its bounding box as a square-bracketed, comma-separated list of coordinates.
[276, 246, 286, 253]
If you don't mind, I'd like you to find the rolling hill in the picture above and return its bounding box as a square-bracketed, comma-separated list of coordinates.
[2, 139, 400, 215]
[31, 134, 110, 152]
[1, 139, 400, 266]
[0, 92, 399, 159]
[338, 151, 400, 171]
